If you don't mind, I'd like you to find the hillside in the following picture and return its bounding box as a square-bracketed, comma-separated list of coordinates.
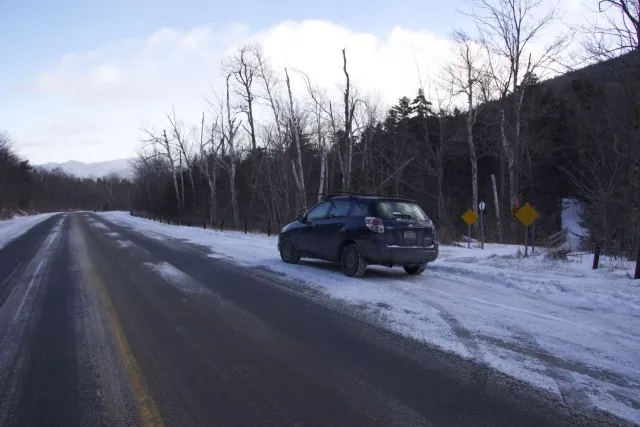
[37, 159, 132, 179]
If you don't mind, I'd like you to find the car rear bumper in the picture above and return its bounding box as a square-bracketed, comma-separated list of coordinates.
[361, 241, 439, 266]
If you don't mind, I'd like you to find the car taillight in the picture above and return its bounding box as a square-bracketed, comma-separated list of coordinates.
[365, 217, 384, 233]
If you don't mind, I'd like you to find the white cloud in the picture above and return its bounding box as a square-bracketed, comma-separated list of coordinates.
[12, 20, 459, 163]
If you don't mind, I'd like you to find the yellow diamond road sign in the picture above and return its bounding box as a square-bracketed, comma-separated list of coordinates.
[515, 203, 539, 227]
[461, 209, 478, 226]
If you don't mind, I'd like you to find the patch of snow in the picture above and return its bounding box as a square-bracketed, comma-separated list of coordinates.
[144, 261, 211, 295]
[115, 239, 132, 248]
[98, 211, 640, 423]
[562, 199, 588, 250]
[89, 221, 110, 232]
[0, 213, 59, 250]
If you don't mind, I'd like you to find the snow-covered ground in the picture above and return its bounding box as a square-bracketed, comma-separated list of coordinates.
[98, 211, 640, 423]
[0, 213, 59, 250]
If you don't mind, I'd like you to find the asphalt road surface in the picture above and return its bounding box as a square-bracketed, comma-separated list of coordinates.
[0, 213, 627, 426]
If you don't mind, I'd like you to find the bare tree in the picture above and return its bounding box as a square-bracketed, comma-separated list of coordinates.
[0, 131, 15, 213]
[131, 150, 166, 214]
[467, 0, 567, 236]
[225, 45, 259, 152]
[444, 30, 485, 219]
[560, 96, 625, 240]
[296, 69, 333, 200]
[582, 0, 639, 60]
[285, 68, 307, 212]
[140, 126, 181, 214]
[339, 49, 360, 192]
[167, 108, 197, 212]
[195, 112, 223, 223]
[581, 0, 640, 242]
[221, 74, 242, 227]
[253, 45, 295, 219]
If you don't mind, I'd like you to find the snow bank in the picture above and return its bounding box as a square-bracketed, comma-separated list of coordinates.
[0, 213, 59, 250]
[98, 211, 640, 422]
[562, 198, 589, 250]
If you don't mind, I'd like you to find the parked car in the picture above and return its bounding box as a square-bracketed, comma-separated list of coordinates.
[277, 194, 438, 277]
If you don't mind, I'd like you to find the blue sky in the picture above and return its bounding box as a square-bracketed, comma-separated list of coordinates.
[1, 0, 582, 164]
[1, 0, 462, 85]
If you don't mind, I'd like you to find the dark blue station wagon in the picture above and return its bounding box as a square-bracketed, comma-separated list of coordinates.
[278, 194, 439, 277]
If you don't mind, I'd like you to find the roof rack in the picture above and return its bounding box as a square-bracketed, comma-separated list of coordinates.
[322, 191, 416, 201]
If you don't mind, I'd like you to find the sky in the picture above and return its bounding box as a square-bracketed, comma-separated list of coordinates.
[1, 0, 588, 164]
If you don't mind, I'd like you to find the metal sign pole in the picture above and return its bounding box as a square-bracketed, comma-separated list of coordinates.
[479, 201, 485, 250]
[532, 221, 536, 254]
[468, 223, 471, 249]
[480, 209, 484, 249]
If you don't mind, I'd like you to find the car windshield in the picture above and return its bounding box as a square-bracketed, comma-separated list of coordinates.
[376, 201, 429, 221]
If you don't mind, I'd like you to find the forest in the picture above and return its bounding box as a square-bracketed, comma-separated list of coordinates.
[0, 130, 131, 215]
[1, 0, 638, 247]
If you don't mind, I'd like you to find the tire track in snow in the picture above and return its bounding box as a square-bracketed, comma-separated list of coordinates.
[368, 275, 487, 363]
[501, 324, 592, 409]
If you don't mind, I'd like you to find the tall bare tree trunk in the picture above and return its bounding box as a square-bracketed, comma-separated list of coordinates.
[230, 159, 238, 226]
[225, 76, 240, 228]
[491, 174, 503, 243]
[342, 48, 354, 192]
[499, 106, 517, 238]
[197, 113, 218, 224]
[179, 150, 185, 212]
[162, 130, 181, 215]
[318, 146, 327, 201]
[316, 102, 327, 201]
[285, 68, 307, 212]
[436, 166, 445, 227]
[467, 105, 478, 217]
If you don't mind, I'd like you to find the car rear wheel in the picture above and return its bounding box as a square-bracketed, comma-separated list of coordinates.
[404, 263, 426, 275]
[341, 244, 367, 277]
[279, 238, 301, 264]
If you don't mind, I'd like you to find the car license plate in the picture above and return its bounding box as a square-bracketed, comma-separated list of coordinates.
[404, 230, 417, 240]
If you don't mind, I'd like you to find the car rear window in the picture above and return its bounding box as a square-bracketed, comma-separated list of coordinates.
[375, 201, 429, 221]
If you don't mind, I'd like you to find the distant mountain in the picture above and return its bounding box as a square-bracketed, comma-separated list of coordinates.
[37, 159, 133, 179]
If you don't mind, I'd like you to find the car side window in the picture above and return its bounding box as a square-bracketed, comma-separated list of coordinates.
[327, 200, 351, 218]
[305, 201, 331, 220]
[348, 201, 369, 216]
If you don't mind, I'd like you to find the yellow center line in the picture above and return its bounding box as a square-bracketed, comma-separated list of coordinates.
[93, 266, 165, 427]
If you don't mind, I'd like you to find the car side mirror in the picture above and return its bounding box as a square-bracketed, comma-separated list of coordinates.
[296, 214, 305, 223]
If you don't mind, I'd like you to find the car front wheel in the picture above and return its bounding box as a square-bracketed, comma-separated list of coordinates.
[341, 244, 367, 277]
[279, 237, 301, 264]
[404, 263, 427, 275]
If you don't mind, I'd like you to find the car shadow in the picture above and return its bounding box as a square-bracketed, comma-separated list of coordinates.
[297, 259, 411, 279]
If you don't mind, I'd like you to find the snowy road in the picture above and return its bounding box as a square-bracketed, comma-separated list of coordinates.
[0, 212, 633, 426]
[100, 211, 640, 424]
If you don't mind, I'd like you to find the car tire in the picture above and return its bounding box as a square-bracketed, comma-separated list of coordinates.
[404, 263, 427, 275]
[279, 237, 301, 264]
[341, 244, 367, 277]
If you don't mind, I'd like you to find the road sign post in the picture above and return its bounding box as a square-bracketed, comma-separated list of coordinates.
[514, 203, 539, 258]
[461, 209, 479, 249]
[479, 201, 486, 249]
[532, 221, 536, 254]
